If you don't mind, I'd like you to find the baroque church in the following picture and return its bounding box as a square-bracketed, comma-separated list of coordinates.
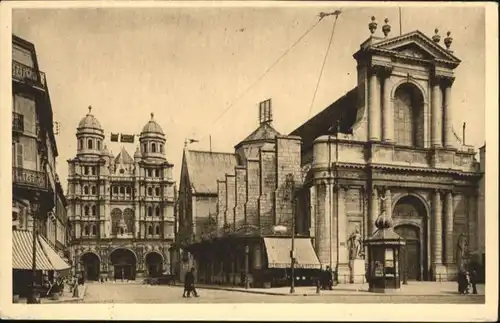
[176, 18, 484, 286]
[67, 108, 176, 281]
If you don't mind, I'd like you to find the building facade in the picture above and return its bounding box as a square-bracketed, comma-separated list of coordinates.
[177, 20, 484, 286]
[12, 34, 71, 297]
[67, 111, 176, 281]
[290, 21, 483, 282]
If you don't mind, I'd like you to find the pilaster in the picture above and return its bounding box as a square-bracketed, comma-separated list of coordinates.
[442, 76, 455, 148]
[368, 66, 381, 141]
[431, 76, 443, 147]
[378, 66, 394, 143]
[444, 190, 454, 265]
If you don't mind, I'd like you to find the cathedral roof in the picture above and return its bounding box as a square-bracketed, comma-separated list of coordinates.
[114, 147, 134, 165]
[235, 122, 281, 149]
[77, 106, 103, 130]
[184, 150, 238, 194]
[289, 87, 358, 152]
[141, 113, 164, 135]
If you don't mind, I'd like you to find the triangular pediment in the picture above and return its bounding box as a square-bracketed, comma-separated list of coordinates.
[372, 30, 461, 65]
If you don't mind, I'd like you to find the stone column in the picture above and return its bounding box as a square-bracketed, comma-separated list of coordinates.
[380, 67, 394, 143]
[442, 77, 455, 148]
[444, 191, 454, 265]
[431, 76, 443, 147]
[337, 185, 347, 265]
[370, 187, 379, 234]
[309, 185, 316, 239]
[368, 66, 381, 141]
[432, 190, 444, 278]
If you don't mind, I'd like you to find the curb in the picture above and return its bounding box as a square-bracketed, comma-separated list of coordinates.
[167, 284, 485, 297]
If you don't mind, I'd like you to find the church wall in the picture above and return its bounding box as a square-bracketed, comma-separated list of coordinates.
[258, 147, 276, 229]
[234, 166, 247, 229]
[246, 159, 260, 227]
[193, 195, 217, 237]
[216, 180, 227, 229]
[225, 174, 236, 230]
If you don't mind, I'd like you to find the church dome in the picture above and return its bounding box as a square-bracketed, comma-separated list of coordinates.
[141, 113, 164, 135]
[78, 106, 103, 130]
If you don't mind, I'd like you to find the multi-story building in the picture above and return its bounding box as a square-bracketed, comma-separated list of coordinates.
[12, 34, 71, 298]
[177, 19, 485, 286]
[67, 111, 176, 281]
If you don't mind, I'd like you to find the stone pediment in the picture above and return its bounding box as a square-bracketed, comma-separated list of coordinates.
[372, 30, 461, 66]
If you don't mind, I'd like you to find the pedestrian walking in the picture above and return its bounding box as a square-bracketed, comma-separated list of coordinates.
[183, 267, 199, 298]
[470, 268, 478, 294]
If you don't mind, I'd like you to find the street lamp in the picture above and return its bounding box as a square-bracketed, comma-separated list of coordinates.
[286, 173, 296, 294]
[28, 193, 41, 304]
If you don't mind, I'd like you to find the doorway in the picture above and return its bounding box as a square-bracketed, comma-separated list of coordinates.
[81, 252, 100, 281]
[145, 252, 163, 277]
[110, 248, 137, 281]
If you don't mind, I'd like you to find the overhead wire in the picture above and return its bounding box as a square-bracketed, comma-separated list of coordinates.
[307, 13, 339, 119]
[194, 15, 330, 142]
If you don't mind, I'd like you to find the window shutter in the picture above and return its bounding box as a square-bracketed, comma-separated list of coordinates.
[16, 143, 24, 168]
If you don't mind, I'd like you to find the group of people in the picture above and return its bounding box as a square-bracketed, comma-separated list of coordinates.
[458, 267, 478, 295]
[317, 266, 335, 291]
[182, 267, 200, 298]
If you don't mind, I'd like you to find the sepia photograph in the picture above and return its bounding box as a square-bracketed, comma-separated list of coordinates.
[0, 1, 497, 321]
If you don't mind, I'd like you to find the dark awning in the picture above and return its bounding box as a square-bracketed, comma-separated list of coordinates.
[263, 237, 321, 269]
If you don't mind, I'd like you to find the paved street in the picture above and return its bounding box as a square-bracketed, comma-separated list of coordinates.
[83, 282, 485, 304]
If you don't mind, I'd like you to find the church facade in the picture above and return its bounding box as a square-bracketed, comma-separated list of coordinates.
[67, 109, 176, 281]
[176, 19, 484, 286]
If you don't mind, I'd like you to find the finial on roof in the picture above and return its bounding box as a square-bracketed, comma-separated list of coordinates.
[432, 28, 441, 43]
[382, 18, 391, 37]
[444, 31, 453, 50]
[150, 112, 154, 120]
[368, 16, 378, 35]
[88, 106, 92, 114]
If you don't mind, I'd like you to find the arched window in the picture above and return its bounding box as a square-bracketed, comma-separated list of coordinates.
[142, 143, 147, 153]
[91, 167, 96, 175]
[91, 225, 97, 235]
[84, 225, 89, 235]
[148, 206, 153, 217]
[148, 225, 153, 236]
[393, 83, 425, 147]
[92, 205, 97, 216]
[126, 187, 131, 194]
[91, 186, 96, 195]
[120, 187, 125, 194]
[113, 186, 118, 194]
[97, 140, 101, 150]
[154, 169, 159, 177]
[84, 186, 89, 194]
[155, 206, 160, 217]
[152, 143, 156, 153]
[160, 144, 164, 153]
[120, 227, 124, 235]
[87, 139, 93, 149]
[79, 139, 83, 150]
[155, 187, 160, 196]
[147, 169, 152, 177]
[84, 205, 89, 216]
[155, 225, 160, 235]
[148, 187, 153, 196]
[84, 166, 89, 175]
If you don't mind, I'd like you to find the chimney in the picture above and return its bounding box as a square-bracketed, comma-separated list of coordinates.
[259, 99, 273, 125]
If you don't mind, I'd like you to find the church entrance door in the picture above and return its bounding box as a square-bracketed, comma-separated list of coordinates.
[81, 252, 100, 281]
[110, 248, 137, 281]
[145, 252, 163, 277]
[395, 225, 421, 281]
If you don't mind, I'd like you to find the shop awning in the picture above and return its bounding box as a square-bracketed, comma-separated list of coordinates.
[38, 235, 71, 270]
[263, 237, 321, 269]
[12, 230, 70, 271]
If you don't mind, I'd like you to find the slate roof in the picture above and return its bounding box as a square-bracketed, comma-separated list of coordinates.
[235, 122, 281, 149]
[185, 150, 239, 194]
[289, 87, 358, 152]
[114, 147, 134, 165]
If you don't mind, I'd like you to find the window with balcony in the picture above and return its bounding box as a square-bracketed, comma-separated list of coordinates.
[12, 112, 24, 133]
[13, 95, 36, 135]
[13, 45, 34, 67]
[14, 143, 23, 168]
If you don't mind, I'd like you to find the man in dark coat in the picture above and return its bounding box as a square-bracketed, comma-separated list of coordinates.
[183, 267, 199, 298]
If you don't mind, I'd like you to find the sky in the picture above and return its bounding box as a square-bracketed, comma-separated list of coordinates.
[11, 5, 486, 193]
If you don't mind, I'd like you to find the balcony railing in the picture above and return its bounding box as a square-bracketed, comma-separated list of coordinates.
[12, 112, 24, 133]
[12, 60, 46, 89]
[12, 167, 48, 190]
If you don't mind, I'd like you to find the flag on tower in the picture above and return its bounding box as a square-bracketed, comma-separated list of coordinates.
[110, 133, 119, 142]
[120, 133, 135, 143]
